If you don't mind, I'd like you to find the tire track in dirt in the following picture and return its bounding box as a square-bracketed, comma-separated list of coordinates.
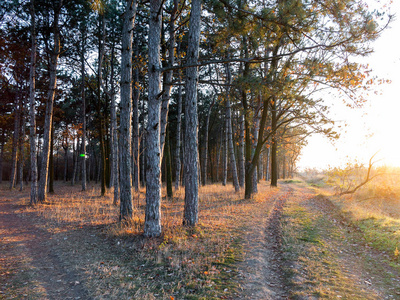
[238, 187, 291, 299]
[0, 200, 92, 300]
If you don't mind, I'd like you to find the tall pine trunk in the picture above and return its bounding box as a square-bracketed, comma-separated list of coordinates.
[159, 0, 177, 158]
[132, 36, 140, 192]
[144, 0, 162, 237]
[49, 124, 54, 193]
[19, 110, 25, 191]
[38, 1, 62, 202]
[238, 114, 245, 188]
[225, 62, 239, 192]
[270, 99, 278, 187]
[222, 117, 227, 186]
[10, 93, 20, 190]
[119, 0, 137, 220]
[183, 0, 201, 226]
[81, 30, 87, 191]
[174, 51, 183, 191]
[201, 99, 214, 186]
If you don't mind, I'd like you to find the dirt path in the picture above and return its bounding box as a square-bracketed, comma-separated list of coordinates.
[0, 198, 91, 300]
[238, 186, 292, 299]
[237, 183, 400, 299]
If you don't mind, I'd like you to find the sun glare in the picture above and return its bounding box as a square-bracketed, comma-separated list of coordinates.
[299, 0, 400, 170]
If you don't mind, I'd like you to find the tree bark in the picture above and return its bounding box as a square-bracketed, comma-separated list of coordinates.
[174, 47, 183, 191]
[159, 0, 178, 158]
[270, 99, 278, 187]
[49, 124, 54, 193]
[10, 93, 20, 190]
[222, 117, 227, 186]
[144, 0, 163, 237]
[71, 136, 77, 185]
[119, 0, 137, 220]
[19, 108, 25, 191]
[38, 0, 62, 202]
[225, 62, 240, 192]
[165, 125, 173, 198]
[252, 107, 260, 194]
[132, 35, 140, 192]
[81, 29, 87, 191]
[201, 99, 214, 186]
[0, 132, 5, 184]
[183, 0, 201, 227]
[238, 113, 245, 188]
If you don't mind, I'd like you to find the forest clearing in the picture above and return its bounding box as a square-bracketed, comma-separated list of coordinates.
[1, 169, 400, 299]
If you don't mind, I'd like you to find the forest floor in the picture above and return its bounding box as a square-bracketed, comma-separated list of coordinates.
[1, 180, 400, 299]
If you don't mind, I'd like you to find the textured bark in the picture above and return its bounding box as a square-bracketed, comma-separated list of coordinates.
[19, 110, 25, 191]
[10, 94, 20, 190]
[265, 146, 270, 181]
[144, 0, 162, 237]
[222, 117, 227, 186]
[119, 0, 137, 220]
[165, 126, 173, 198]
[49, 125, 54, 193]
[132, 36, 140, 192]
[71, 137, 77, 185]
[225, 63, 240, 192]
[38, 1, 62, 202]
[201, 99, 214, 186]
[216, 129, 222, 182]
[174, 55, 183, 191]
[238, 114, 245, 188]
[270, 99, 278, 187]
[258, 151, 263, 181]
[252, 107, 260, 194]
[81, 31, 87, 191]
[99, 16, 118, 201]
[183, 0, 201, 227]
[160, 0, 178, 158]
[0, 133, 5, 184]
[111, 75, 119, 204]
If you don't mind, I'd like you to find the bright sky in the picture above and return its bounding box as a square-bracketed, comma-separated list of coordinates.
[298, 0, 400, 170]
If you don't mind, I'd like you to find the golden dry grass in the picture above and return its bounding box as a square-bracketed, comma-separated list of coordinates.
[3, 180, 278, 299]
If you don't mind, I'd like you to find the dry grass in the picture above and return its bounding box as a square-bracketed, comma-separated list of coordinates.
[5, 180, 277, 299]
[304, 166, 400, 268]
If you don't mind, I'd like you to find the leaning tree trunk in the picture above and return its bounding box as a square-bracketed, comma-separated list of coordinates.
[38, 1, 62, 202]
[183, 0, 201, 227]
[144, 0, 163, 237]
[119, 0, 137, 220]
[225, 62, 240, 192]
